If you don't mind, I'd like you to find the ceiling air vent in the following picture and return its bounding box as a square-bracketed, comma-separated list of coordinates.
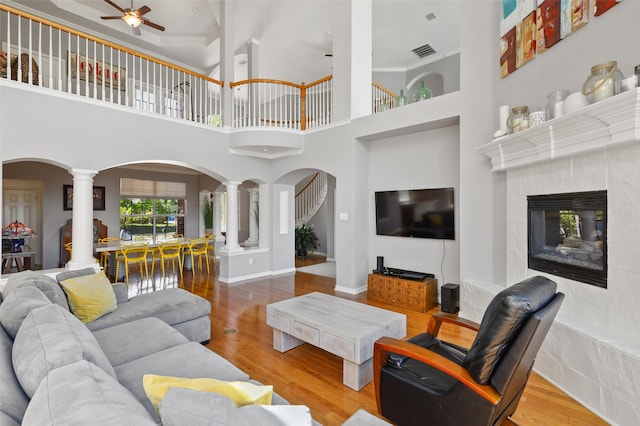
[412, 43, 436, 58]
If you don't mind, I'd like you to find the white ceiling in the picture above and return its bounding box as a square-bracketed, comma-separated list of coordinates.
[10, 0, 460, 84]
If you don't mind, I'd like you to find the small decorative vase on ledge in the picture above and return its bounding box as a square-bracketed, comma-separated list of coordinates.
[395, 90, 408, 107]
[414, 81, 431, 102]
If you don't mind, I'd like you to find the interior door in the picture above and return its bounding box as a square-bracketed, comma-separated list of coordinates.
[3, 185, 41, 267]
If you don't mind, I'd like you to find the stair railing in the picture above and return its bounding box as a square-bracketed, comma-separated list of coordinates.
[295, 171, 328, 224]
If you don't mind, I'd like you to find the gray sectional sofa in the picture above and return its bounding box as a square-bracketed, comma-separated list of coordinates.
[0, 268, 302, 425]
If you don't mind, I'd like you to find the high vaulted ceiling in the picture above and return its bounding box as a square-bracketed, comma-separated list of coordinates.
[8, 0, 460, 85]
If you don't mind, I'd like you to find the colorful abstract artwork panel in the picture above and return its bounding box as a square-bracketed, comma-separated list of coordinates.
[572, 0, 589, 31]
[538, 0, 562, 49]
[500, 27, 517, 78]
[594, 0, 620, 16]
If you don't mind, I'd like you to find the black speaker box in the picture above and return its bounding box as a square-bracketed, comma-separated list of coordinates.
[376, 256, 384, 273]
[441, 283, 460, 314]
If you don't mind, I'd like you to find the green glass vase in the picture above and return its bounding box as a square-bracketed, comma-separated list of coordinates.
[395, 89, 408, 107]
[415, 81, 431, 101]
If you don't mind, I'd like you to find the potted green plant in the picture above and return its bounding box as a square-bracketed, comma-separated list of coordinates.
[203, 195, 214, 234]
[295, 223, 320, 258]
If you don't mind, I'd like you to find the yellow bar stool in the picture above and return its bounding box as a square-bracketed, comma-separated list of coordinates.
[183, 237, 210, 275]
[204, 233, 217, 270]
[64, 241, 73, 258]
[98, 237, 121, 272]
[116, 243, 149, 287]
[156, 240, 183, 280]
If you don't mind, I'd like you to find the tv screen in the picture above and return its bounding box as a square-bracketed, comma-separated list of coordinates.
[375, 188, 455, 240]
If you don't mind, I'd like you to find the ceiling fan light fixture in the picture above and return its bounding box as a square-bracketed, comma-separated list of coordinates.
[122, 13, 142, 28]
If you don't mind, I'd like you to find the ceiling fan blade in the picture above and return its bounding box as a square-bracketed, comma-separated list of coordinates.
[136, 5, 151, 16]
[132, 26, 142, 36]
[100, 16, 123, 20]
[104, 0, 125, 13]
[142, 19, 165, 32]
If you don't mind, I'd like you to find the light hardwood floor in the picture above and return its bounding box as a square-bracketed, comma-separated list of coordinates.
[132, 256, 607, 426]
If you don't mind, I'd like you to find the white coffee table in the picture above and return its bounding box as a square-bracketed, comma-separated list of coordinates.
[266, 292, 406, 391]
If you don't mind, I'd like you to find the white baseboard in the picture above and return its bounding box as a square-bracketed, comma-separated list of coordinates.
[334, 284, 367, 295]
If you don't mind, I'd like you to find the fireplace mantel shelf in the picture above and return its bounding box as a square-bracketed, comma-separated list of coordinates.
[478, 88, 640, 172]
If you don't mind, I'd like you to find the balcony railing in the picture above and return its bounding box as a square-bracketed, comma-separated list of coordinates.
[372, 82, 397, 114]
[230, 76, 333, 131]
[0, 4, 397, 132]
[0, 4, 223, 125]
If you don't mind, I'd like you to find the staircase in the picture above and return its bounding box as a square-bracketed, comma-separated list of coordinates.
[295, 172, 328, 227]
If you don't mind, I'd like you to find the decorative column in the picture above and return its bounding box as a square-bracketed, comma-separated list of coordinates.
[213, 191, 223, 238]
[221, 181, 242, 252]
[220, 0, 235, 128]
[244, 187, 259, 247]
[67, 169, 100, 270]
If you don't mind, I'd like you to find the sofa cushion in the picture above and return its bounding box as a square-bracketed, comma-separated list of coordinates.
[0, 326, 29, 425]
[0, 412, 20, 426]
[115, 342, 250, 421]
[22, 360, 156, 426]
[92, 317, 189, 367]
[3, 270, 69, 310]
[159, 388, 312, 426]
[112, 283, 129, 304]
[143, 374, 273, 412]
[55, 267, 100, 283]
[12, 304, 117, 398]
[0, 286, 51, 339]
[59, 271, 118, 323]
[84, 288, 211, 333]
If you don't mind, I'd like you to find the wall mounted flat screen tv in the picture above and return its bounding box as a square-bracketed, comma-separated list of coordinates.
[375, 188, 455, 240]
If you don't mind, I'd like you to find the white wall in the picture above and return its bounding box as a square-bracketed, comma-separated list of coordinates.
[368, 125, 460, 293]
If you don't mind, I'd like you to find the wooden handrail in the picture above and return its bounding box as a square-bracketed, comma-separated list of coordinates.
[230, 78, 303, 89]
[304, 75, 333, 88]
[295, 173, 320, 197]
[229, 75, 333, 90]
[372, 81, 396, 99]
[0, 3, 223, 87]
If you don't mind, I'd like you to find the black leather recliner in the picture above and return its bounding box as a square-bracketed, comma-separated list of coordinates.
[373, 276, 564, 426]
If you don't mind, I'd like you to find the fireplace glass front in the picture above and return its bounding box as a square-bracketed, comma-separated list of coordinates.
[528, 191, 607, 288]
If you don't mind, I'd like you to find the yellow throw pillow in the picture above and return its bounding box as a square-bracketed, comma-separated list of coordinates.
[143, 375, 273, 412]
[59, 271, 117, 323]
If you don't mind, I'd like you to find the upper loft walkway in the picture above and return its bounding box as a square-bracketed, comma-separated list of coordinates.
[0, 3, 461, 156]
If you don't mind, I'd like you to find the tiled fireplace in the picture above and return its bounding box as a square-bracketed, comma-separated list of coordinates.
[477, 89, 640, 424]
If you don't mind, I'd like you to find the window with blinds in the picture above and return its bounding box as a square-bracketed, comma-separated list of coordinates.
[120, 178, 186, 240]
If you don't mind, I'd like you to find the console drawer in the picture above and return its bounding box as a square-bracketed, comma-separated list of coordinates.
[323, 332, 355, 361]
[405, 288, 425, 299]
[367, 274, 437, 313]
[293, 321, 320, 345]
[267, 312, 291, 333]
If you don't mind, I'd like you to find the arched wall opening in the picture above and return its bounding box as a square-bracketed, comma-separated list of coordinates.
[1, 158, 250, 270]
[275, 168, 336, 278]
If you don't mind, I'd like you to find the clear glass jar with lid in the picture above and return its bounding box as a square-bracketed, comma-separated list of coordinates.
[581, 61, 623, 104]
[506, 106, 529, 134]
[545, 90, 570, 120]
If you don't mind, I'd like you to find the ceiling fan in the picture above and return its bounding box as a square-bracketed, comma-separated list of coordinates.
[100, 0, 165, 36]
